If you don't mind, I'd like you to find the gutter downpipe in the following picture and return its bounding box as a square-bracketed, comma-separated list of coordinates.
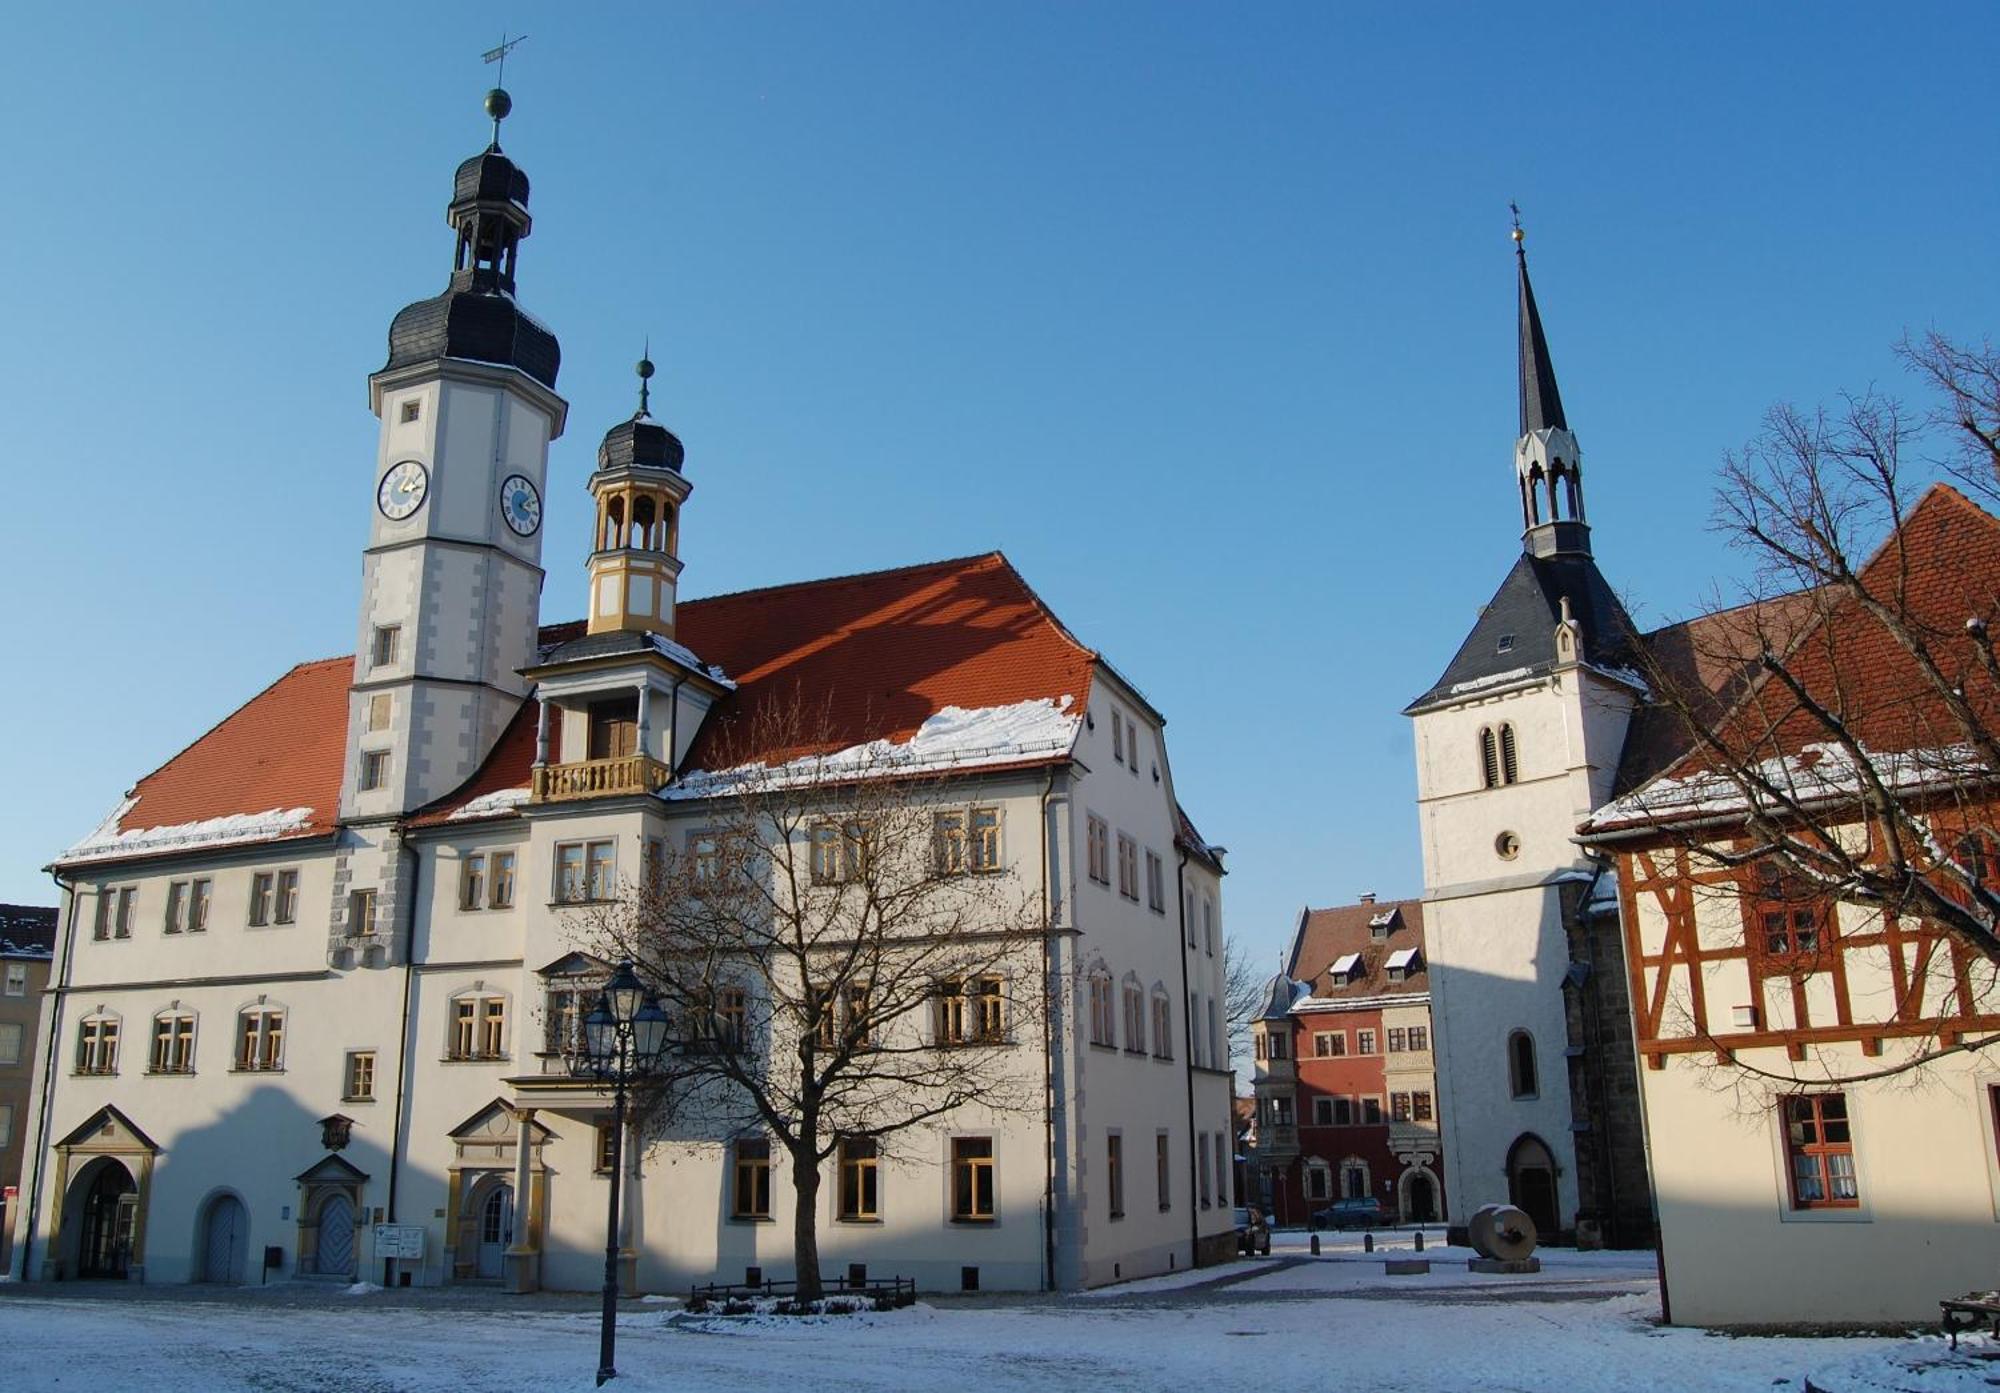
[1039, 764, 1059, 1292]
[384, 829, 423, 1278]
[1174, 849, 1199, 1263]
[19, 870, 81, 1280]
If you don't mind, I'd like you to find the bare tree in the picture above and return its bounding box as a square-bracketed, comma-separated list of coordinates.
[579, 695, 1052, 1300]
[1222, 934, 1261, 1067]
[1613, 331, 2000, 1088]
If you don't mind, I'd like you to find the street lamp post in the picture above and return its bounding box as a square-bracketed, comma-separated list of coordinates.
[577, 960, 670, 1386]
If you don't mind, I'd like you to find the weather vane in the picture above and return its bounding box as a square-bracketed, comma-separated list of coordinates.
[1510, 201, 1525, 249]
[637, 338, 655, 417]
[483, 32, 527, 86]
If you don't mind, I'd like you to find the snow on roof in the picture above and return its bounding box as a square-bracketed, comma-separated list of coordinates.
[448, 787, 532, 821]
[1367, 909, 1396, 929]
[63, 798, 319, 864]
[1386, 947, 1421, 971]
[663, 696, 1079, 800]
[1328, 952, 1362, 978]
[1585, 739, 1984, 835]
[1445, 665, 1536, 697]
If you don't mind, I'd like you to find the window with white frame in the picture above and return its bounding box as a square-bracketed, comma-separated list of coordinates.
[149, 1011, 196, 1074]
[951, 1137, 996, 1222]
[733, 1139, 772, 1218]
[1157, 1131, 1172, 1212]
[344, 1050, 376, 1101]
[1305, 1160, 1332, 1202]
[164, 878, 211, 935]
[555, 840, 617, 902]
[371, 624, 400, 668]
[249, 872, 275, 927]
[4, 963, 26, 997]
[1184, 887, 1197, 946]
[274, 868, 300, 924]
[542, 974, 600, 1057]
[0, 1022, 21, 1066]
[1116, 834, 1139, 901]
[94, 886, 136, 941]
[359, 749, 390, 792]
[1314, 1030, 1347, 1057]
[461, 853, 487, 911]
[450, 993, 508, 1060]
[838, 1136, 879, 1220]
[75, 1015, 118, 1074]
[810, 819, 871, 885]
[938, 976, 1004, 1044]
[1209, 998, 1223, 1067]
[490, 850, 516, 908]
[1151, 991, 1173, 1059]
[1123, 978, 1146, 1054]
[1312, 1096, 1335, 1126]
[1112, 709, 1125, 765]
[0, 1103, 11, 1150]
[1202, 895, 1215, 955]
[235, 1007, 285, 1072]
[1088, 972, 1115, 1046]
[1197, 1132, 1212, 1208]
[1086, 815, 1110, 885]
[347, 887, 376, 938]
[1145, 850, 1165, 913]
[1356, 1028, 1377, 1055]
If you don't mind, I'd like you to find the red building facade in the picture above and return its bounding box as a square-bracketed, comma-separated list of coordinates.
[1250, 898, 1444, 1226]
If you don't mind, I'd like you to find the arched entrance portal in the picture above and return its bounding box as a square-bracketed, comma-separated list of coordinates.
[1506, 1134, 1560, 1238]
[198, 1193, 249, 1284]
[1400, 1168, 1439, 1224]
[74, 1159, 137, 1279]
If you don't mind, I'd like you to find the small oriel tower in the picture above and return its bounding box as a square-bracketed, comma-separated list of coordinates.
[585, 355, 692, 638]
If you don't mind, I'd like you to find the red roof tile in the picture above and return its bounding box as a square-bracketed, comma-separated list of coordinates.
[1285, 898, 1428, 1001]
[74, 553, 1099, 852]
[62, 657, 353, 865]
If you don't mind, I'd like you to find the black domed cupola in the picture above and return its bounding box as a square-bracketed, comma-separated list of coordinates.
[597, 359, 686, 473]
[382, 89, 560, 390]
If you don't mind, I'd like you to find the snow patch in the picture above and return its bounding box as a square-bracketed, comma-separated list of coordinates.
[62, 798, 318, 863]
[341, 1282, 383, 1296]
[646, 632, 736, 690]
[664, 696, 1080, 800]
[448, 786, 532, 821]
[1589, 739, 1987, 831]
[1446, 665, 1537, 696]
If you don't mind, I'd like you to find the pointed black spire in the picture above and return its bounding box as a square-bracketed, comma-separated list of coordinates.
[1514, 217, 1567, 438]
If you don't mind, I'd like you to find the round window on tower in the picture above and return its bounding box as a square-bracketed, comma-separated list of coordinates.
[1495, 831, 1522, 861]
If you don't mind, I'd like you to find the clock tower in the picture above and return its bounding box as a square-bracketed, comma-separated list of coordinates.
[341, 89, 568, 822]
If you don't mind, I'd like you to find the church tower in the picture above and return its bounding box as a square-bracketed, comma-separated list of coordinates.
[341, 89, 569, 822]
[1402, 222, 1653, 1249]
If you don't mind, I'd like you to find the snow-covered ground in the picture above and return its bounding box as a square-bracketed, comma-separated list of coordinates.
[0, 1250, 1976, 1392]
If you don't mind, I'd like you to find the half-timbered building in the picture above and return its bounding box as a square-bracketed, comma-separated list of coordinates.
[1581, 484, 2000, 1325]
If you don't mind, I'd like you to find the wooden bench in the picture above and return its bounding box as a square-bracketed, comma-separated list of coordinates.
[1940, 1290, 2000, 1349]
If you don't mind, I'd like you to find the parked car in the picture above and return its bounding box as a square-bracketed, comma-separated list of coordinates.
[1312, 1197, 1385, 1229]
[1234, 1205, 1271, 1255]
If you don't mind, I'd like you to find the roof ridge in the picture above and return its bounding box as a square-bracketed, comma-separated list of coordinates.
[679, 551, 1011, 608]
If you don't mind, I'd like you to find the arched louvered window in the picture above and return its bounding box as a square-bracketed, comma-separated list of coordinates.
[1479, 727, 1500, 789]
[1499, 723, 1519, 785]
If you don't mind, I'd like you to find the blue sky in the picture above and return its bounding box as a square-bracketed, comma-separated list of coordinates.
[4, 5, 1996, 979]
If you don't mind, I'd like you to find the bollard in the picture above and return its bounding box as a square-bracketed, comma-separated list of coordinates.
[1363, 1232, 1374, 1253]
[1414, 1231, 1425, 1252]
[1310, 1233, 1320, 1256]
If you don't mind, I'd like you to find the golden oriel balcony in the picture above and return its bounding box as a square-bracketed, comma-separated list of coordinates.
[530, 754, 671, 803]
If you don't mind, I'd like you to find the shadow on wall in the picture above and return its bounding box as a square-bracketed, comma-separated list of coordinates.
[43, 1084, 406, 1286]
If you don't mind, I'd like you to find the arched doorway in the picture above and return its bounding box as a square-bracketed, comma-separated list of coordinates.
[1400, 1168, 1439, 1224]
[198, 1193, 249, 1284]
[475, 1181, 514, 1281]
[1506, 1134, 1559, 1238]
[313, 1191, 357, 1278]
[75, 1159, 137, 1279]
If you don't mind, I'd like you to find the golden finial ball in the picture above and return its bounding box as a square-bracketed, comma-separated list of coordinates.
[1511, 226, 1525, 244]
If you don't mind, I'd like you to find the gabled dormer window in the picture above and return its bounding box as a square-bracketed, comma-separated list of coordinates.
[1385, 947, 1422, 983]
[1328, 952, 1362, 985]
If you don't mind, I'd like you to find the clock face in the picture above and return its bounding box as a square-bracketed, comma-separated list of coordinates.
[376, 460, 429, 521]
[500, 473, 542, 537]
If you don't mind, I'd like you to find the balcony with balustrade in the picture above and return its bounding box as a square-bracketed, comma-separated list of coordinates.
[530, 753, 671, 804]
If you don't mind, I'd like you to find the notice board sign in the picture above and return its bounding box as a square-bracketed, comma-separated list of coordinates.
[374, 1224, 426, 1260]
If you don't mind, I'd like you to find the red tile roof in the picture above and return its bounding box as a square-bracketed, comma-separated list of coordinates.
[1285, 897, 1428, 1001]
[68, 553, 1099, 856]
[60, 657, 354, 868]
[1598, 484, 2000, 830]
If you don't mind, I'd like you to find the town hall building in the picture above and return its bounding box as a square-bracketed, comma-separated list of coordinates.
[7, 92, 1236, 1294]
